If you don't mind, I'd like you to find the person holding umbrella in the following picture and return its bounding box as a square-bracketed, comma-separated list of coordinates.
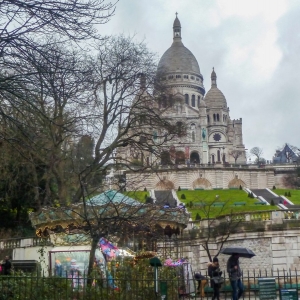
[227, 253, 244, 300]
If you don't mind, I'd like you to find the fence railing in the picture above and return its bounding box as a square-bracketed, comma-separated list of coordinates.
[1, 269, 300, 299]
[0, 236, 52, 250]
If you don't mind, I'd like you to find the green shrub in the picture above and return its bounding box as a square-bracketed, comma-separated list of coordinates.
[285, 192, 287, 196]
[178, 186, 181, 191]
[145, 197, 153, 204]
[271, 199, 275, 206]
[288, 191, 291, 197]
[144, 187, 147, 191]
[239, 185, 242, 190]
[273, 185, 276, 190]
[189, 201, 193, 208]
[181, 194, 186, 199]
[195, 213, 201, 221]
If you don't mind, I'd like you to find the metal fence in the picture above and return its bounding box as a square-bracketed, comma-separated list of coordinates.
[1, 269, 300, 299]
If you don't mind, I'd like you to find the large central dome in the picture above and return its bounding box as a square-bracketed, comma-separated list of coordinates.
[157, 42, 201, 75]
[157, 15, 204, 95]
[157, 15, 202, 77]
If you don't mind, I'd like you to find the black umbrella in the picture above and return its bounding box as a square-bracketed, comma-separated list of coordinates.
[220, 247, 256, 258]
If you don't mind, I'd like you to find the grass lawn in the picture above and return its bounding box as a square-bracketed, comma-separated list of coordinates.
[176, 189, 277, 219]
[273, 189, 300, 204]
[124, 191, 149, 203]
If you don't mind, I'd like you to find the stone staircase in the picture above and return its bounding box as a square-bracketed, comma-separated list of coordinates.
[154, 190, 177, 208]
[251, 189, 285, 205]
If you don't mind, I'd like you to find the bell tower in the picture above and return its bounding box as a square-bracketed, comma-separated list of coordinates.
[173, 13, 181, 39]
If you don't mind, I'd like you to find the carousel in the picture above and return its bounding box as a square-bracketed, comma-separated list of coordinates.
[29, 190, 190, 276]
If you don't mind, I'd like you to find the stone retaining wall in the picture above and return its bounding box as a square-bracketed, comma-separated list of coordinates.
[157, 220, 300, 275]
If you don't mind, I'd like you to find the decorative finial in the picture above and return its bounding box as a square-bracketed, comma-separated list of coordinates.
[175, 12, 178, 17]
[211, 67, 217, 86]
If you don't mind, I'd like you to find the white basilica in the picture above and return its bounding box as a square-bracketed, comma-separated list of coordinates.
[155, 15, 246, 165]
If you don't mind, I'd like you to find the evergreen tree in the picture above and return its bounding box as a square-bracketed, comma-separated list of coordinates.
[195, 213, 201, 221]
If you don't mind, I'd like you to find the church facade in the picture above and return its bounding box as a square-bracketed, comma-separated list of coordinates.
[118, 15, 248, 187]
[155, 15, 246, 166]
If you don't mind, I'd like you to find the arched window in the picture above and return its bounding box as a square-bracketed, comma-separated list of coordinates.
[198, 96, 201, 107]
[217, 150, 221, 162]
[217, 114, 220, 121]
[146, 157, 150, 166]
[176, 122, 184, 136]
[185, 94, 189, 105]
[191, 95, 196, 107]
[192, 131, 195, 142]
[213, 114, 216, 121]
[212, 155, 215, 164]
[207, 115, 210, 123]
[153, 131, 157, 141]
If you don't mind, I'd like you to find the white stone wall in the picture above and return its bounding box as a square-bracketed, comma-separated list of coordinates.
[126, 167, 276, 190]
[158, 228, 300, 276]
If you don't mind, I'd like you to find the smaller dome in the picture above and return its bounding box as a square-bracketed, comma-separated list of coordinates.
[205, 68, 227, 108]
[205, 87, 227, 108]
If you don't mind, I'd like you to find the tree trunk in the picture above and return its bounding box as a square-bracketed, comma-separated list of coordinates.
[87, 236, 98, 287]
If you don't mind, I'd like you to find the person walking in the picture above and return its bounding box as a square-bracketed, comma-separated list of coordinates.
[208, 257, 222, 300]
[227, 253, 244, 300]
[2, 256, 12, 275]
[194, 272, 207, 298]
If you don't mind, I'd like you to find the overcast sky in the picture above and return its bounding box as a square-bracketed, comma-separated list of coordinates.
[100, 0, 300, 161]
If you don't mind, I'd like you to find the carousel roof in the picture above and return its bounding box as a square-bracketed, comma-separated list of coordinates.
[29, 190, 190, 238]
[86, 190, 141, 207]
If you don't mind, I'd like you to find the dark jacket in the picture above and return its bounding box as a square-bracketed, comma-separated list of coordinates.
[2, 259, 12, 275]
[227, 255, 241, 280]
[208, 262, 222, 287]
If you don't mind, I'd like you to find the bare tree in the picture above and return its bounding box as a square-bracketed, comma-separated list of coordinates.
[0, 0, 116, 127]
[0, 34, 175, 207]
[0, 40, 93, 208]
[71, 35, 175, 201]
[0, 0, 116, 49]
[195, 199, 241, 262]
[250, 147, 263, 164]
[228, 150, 243, 164]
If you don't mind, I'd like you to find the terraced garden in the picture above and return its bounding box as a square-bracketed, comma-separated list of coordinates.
[123, 189, 300, 220]
[176, 189, 277, 219]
